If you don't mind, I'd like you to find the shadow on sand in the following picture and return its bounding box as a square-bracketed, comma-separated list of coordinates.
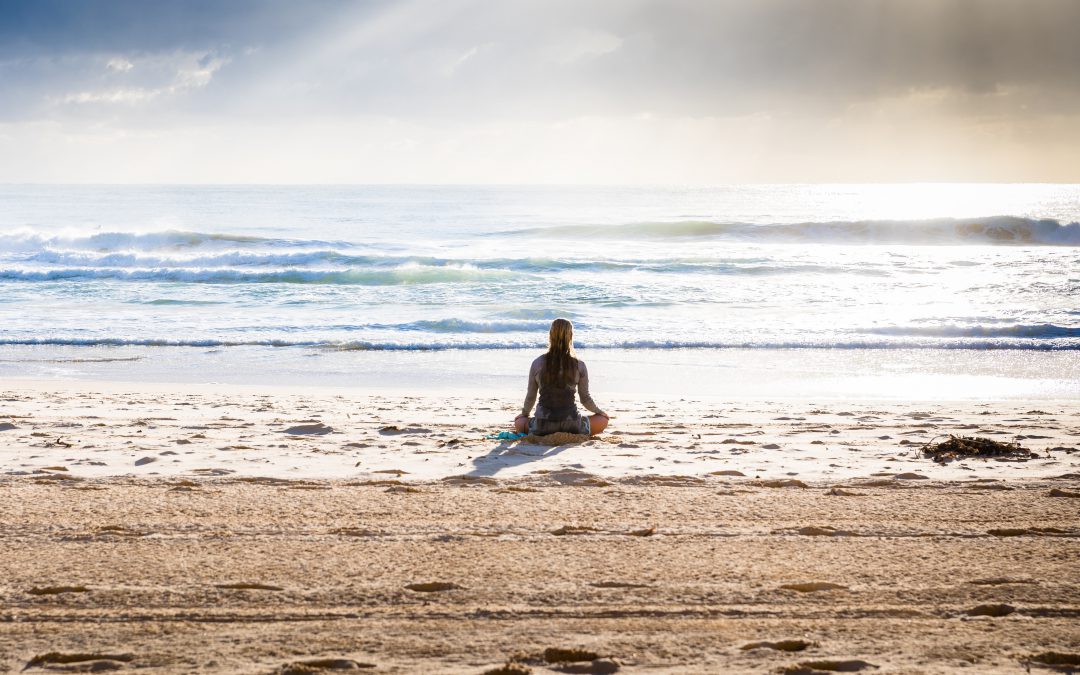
[465, 438, 584, 478]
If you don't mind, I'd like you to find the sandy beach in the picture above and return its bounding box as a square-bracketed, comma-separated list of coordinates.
[2, 380, 1078, 673]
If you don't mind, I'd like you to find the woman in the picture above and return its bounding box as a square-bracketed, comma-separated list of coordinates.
[514, 318, 609, 436]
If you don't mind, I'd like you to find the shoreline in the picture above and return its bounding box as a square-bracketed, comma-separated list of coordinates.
[2, 345, 1078, 401]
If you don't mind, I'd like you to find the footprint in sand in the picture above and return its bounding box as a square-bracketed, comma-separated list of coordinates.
[540, 649, 620, 674]
[1024, 653, 1080, 672]
[965, 603, 1015, 617]
[27, 585, 89, 596]
[276, 658, 376, 673]
[482, 663, 532, 675]
[24, 653, 135, 671]
[378, 425, 430, 435]
[741, 639, 815, 652]
[283, 423, 334, 435]
[1050, 488, 1080, 498]
[781, 660, 878, 673]
[756, 479, 808, 489]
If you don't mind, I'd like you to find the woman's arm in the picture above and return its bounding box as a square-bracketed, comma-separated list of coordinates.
[577, 361, 605, 416]
[521, 357, 541, 417]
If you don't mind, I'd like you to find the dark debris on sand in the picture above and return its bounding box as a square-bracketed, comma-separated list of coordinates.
[921, 435, 1039, 464]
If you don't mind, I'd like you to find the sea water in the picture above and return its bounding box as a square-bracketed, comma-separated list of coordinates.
[0, 184, 1077, 399]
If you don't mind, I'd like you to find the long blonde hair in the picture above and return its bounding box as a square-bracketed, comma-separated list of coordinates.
[542, 318, 578, 386]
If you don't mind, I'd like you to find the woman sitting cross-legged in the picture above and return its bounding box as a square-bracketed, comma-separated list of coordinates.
[514, 318, 609, 436]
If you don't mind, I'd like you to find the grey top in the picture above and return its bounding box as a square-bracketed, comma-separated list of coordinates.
[521, 354, 604, 419]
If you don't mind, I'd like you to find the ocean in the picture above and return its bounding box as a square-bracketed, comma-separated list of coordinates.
[1, 184, 1077, 399]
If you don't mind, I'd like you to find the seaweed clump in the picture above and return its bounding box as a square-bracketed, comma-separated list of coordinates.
[922, 435, 1038, 464]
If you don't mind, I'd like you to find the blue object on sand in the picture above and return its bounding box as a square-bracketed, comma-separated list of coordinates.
[485, 431, 527, 441]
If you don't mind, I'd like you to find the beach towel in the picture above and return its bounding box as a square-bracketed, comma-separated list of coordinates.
[484, 431, 527, 441]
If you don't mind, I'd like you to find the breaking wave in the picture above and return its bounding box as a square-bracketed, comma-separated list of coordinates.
[1, 336, 1075, 351]
[862, 324, 1080, 339]
[0, 265, 516, 285]
[504, 216, 1080, 246]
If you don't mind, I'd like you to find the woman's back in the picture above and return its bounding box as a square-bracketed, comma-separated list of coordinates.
[531, 353, 585, 420]
[515, 318, 609, 436]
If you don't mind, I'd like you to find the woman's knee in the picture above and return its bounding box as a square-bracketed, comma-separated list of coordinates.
[589, 414, 608, 435]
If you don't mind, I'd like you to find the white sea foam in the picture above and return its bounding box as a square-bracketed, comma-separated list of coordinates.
[0, 336, 1074, 350]
[506, 216, 1080, 245]
[0, 265, 516, 285]
[1, 185, 1078, 360]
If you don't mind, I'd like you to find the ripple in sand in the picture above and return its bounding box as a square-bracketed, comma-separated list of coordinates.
[623, 475, 706, 487]
[826, 488, 865, 496]
[781, 659, 878, 673]
[283, 423, 334, 435]
[781, 582, 847, 593]
[442, 475, 498, 486]
[1050, 488, 1080, 498]
[987, 527, 1069, 537]
[966, 603, 1015, 617]
[27, 585, 89, 595]
[93, 525, 146, 538]
[483, 663, 532, 675]
[1023, 652, 1080, 672]
[384, 485, 422, 494]
[741, 639, 815, 652]
[276, 658, 376, 673]
[543, 648, 600, 663]
[215, 582, 284, 591]
[590, 581, 650, 589]
[25, 652, 135, 671]
[779, 526, 854, 537]
[551, 525, 598, 536]
[557, 659, 621, 674]
[378, 425, 430, 435]
[545, 469, 612, 486]
[969, 577, 1037, 586]
[405, 582, 463, 592]
[756, 479, 808, 489]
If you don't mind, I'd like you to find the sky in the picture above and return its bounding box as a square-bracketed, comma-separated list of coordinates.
[1, 0, 1078, 184]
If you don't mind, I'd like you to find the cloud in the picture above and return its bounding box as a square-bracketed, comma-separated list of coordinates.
[0, 0, 1078, 182]
[58, 51, 228, 106]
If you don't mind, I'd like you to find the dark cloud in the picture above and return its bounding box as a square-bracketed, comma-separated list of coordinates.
[243, 0, 1080, 120]
[0, 0, 361, 55]
[2, 0, 1079, 123]
[1, 0, 1078, 184]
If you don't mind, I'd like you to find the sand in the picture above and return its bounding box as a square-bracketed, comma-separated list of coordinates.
[2, 379, 1079, 673]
